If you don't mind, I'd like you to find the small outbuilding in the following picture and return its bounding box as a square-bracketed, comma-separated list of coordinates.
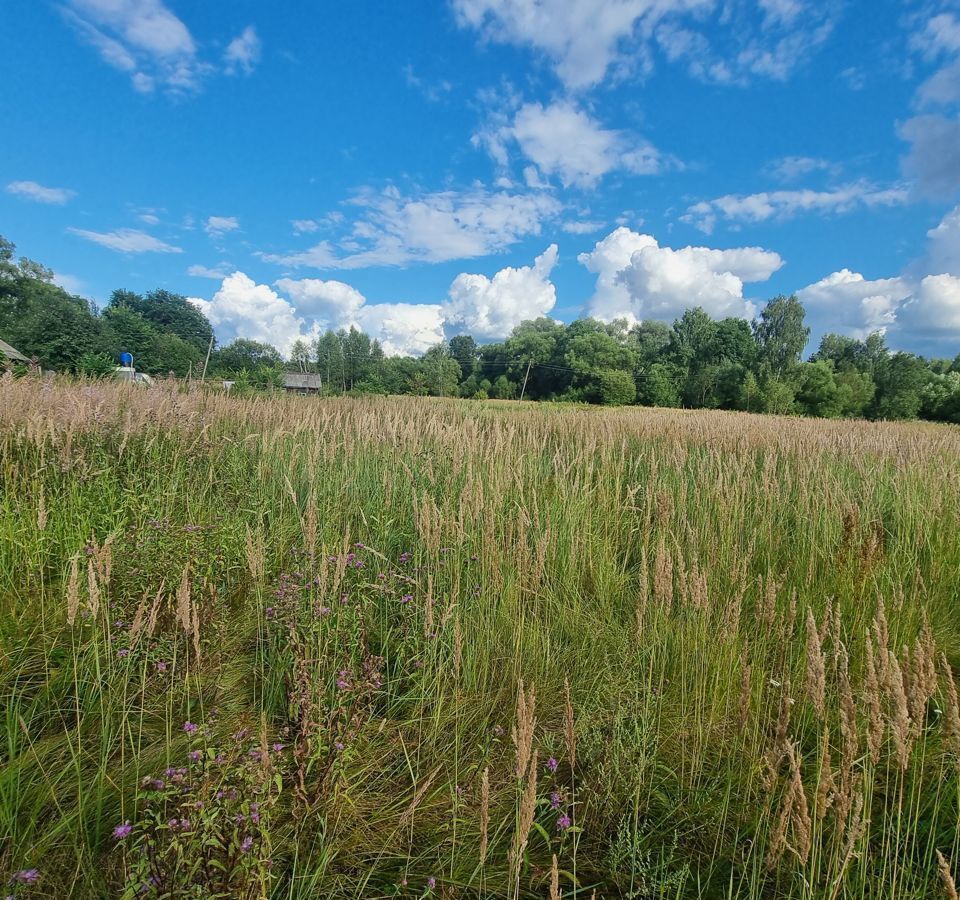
[0, 337, 29, 365]
[283, 372, 323, 393]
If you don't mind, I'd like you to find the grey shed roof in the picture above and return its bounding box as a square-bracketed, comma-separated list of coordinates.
[0, 338, 29, 363]
[284, 372, 323, 390]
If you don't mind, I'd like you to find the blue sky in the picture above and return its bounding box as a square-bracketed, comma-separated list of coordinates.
[2, 0, 960, 357]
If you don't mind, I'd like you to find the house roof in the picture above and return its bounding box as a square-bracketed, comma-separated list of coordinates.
[0, 338, 29, 363]
[284, 372, 323, 390]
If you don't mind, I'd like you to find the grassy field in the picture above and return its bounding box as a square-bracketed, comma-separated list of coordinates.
[1, 375, 959, 899]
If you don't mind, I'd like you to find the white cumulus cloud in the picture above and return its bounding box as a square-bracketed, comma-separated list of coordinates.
[275, 277, 367, 326]
[894, 274, 960, 347]
[443, 244, 559, 338]
[355, 303, 446, 357]
[194, 245, 564, 357]
[193, 272, 444, 357]
[580, 227, 782, 324]
[796, 270, 911, 339]
[797, 205, 960, 352]
[190, 272, 309, 354]
[925, 203, 960, 275]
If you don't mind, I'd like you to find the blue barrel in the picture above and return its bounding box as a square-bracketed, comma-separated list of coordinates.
[119, 352, 133, 367]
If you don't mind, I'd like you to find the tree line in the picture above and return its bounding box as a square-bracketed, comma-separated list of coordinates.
[2, 234, 958, 422]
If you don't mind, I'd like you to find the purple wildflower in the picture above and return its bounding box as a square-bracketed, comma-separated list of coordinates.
[427, 876, 437, 890]
[550, 791, 562, 810]
[117, 648, 130, 658]
[155, 661, 168, 672]
[546, 757, 559, 773]
[272, 743, 284, 752]
[113, 822, 133, 840]
[11, 870, 39, 885]
[265, 607, 275, 619]
[400, 594, 413, 604]
[240, 836, 253, 853]
[182, 721, 198, 734]
[188, 750, 202, 763]
[556, 813, 572, 831]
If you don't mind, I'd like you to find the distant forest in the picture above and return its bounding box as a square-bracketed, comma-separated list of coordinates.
[2, 234, 959, 423]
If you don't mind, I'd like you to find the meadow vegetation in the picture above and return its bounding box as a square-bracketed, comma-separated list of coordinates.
[0, 374, 959, 898]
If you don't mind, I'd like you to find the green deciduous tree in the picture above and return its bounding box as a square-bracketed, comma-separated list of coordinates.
[753, 295, 809, 379]
[869, 352, 927, 420]
[448, 335, 478, 382]
[794, 361, 842, 418]
[212, 339, 283, 374]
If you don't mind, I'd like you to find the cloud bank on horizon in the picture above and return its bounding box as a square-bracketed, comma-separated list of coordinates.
[2, 0, 960, 357]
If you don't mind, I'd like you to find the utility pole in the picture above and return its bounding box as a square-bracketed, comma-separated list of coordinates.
[519, 359, 532, 401]
[201, 333, 214, 381]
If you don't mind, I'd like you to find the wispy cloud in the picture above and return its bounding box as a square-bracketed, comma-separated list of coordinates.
[402, 64, 453, 102]
[61, 0, 202, 94]
[763, 155, 839, 183]
[561, 220, 604, 234]
[204, 216, 240, 237]
[454, 0, 835, 90]
[60, 1, 260, 93]
[261, 185, 562, 269]
[53, 272, 85, 294]
[224, 26, 261, 76]
[683, 182, 909, 233]
[6, 180, 75, 204]
[292, 219, 320, 234]
[187, 263, 232, 279]
[68, 227, 183, 253]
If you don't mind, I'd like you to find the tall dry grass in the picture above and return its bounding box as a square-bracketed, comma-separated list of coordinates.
[0, 374, 958, 898]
